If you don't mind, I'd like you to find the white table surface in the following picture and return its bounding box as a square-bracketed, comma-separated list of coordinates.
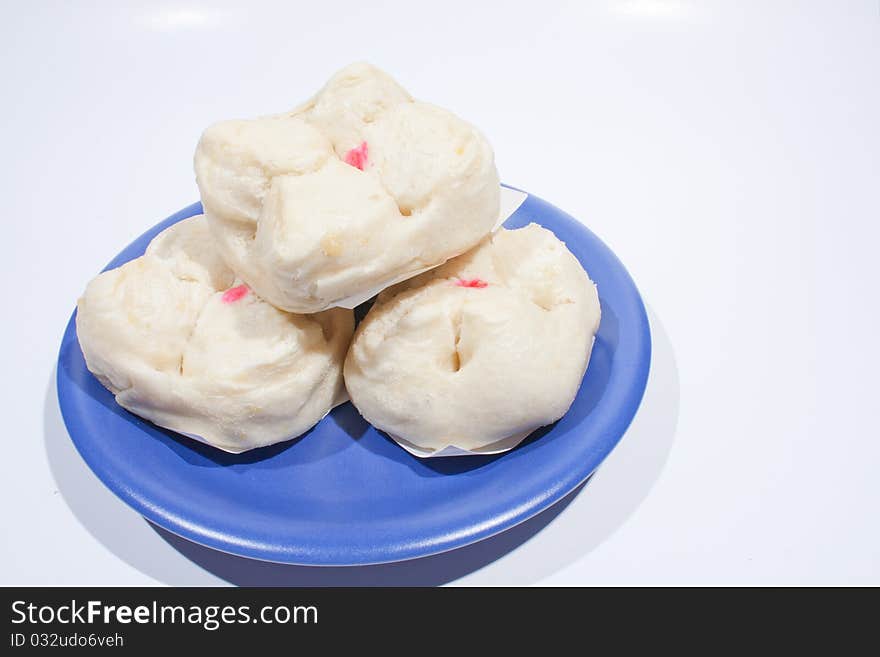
[2, 1, 878, 586]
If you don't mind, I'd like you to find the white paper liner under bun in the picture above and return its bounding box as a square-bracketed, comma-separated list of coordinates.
[389, 429, 535, 458]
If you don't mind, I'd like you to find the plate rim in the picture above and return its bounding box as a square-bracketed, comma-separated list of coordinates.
[57, 187, 652, 566]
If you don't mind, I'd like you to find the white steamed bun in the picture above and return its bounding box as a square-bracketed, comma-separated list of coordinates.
[194, 62, 500, 314]
[344, 223, 601, 454]
[76, 215, 354, 453]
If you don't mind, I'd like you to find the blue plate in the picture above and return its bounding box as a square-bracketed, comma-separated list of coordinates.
[57, 188, 651, 566]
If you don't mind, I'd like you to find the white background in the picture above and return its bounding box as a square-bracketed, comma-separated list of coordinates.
[2, 1, 878, 585]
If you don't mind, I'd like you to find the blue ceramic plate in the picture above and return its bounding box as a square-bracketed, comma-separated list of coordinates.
[57, 188, 651, 565]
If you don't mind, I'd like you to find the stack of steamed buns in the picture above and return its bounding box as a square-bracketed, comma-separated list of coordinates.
[76, 64, 602, 456]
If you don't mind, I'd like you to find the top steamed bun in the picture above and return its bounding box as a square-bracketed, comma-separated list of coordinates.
[195, 62, 500, 313]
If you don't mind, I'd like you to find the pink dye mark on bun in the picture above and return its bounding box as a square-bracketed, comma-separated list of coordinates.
[344, 142, 369, 170]
[221, 284, 249, 303]
[455, 278, 488, 289]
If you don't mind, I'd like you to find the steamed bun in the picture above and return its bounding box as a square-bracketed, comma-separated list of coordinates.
[76, 215, 354, 452]
[344, 223, 601, 454]
[195, 62, 500, 314]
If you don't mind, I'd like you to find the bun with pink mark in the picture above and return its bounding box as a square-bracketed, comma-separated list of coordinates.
[345, 224, 601, 454]
[76, 215, 354, 453]
[194, 62, 500, 313]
